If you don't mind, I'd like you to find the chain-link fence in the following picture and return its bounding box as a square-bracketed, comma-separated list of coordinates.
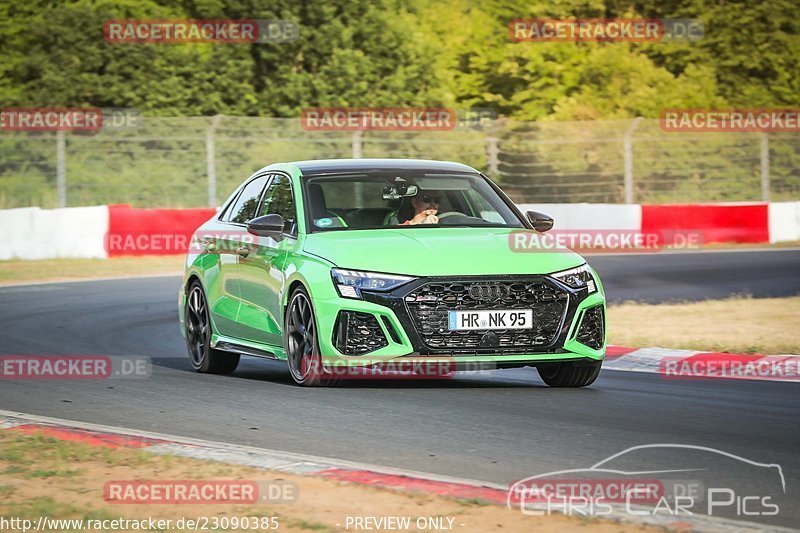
[1, 116, 798, 208]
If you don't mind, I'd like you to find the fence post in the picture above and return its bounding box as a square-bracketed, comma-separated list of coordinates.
[352, 130, 364, 204]
[206, 114, 223, 207]
[486, 135, 499, 177]
[56, 131, 66, 208]
[623, 117, 644, 204]
[352, 130, 363, 159]
[760, 132, 770, 202]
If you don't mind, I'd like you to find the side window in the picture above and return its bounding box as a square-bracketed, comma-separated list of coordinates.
[227, 175, 269, 224]
[258, 174, 297, 235]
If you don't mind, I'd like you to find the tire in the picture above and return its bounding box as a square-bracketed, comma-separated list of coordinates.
[284, 287, 339, 387]
[185, 281, 240, 374]
[537, 360, 602, 388]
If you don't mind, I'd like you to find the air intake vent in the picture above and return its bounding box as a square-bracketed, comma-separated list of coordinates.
[576, 306, 605, 350]
[333, 311, 388, 356]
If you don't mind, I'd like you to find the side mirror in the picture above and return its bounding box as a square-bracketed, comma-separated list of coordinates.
[526, 211, 554, 232]
[247, 214, 284, 236]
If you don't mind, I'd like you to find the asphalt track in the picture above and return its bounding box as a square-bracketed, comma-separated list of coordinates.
[1, 249, 799, 528]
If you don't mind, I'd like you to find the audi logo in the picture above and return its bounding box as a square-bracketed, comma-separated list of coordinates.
[468, 284, 509, 301]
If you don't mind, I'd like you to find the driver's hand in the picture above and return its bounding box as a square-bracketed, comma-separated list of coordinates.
[410, 209, 438, 225]
[424, 209, 439, 224]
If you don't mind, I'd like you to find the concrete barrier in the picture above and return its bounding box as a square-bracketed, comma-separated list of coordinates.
[0, 206, 108, 260]
[517, 203, 641, 231]
[768, 201, 800, 243]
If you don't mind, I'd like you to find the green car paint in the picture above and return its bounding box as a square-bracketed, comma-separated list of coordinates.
[179, 159, 606, 382]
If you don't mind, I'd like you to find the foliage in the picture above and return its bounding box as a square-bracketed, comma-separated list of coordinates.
[0, 0, 797, 118]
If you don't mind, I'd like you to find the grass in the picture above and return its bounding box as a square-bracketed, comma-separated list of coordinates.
[0, 255, 184, 284]
[608, 295, 800, 355]
[456, 497, 493, 507]
[25, 468, 82, 479]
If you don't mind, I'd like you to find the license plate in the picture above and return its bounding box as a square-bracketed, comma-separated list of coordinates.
[448, 309, 533, 331]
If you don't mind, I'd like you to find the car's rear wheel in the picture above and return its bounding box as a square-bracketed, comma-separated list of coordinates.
[537, 360, 601, 388]
[185, 281, 240, 374]
[285, 287, 330, 386]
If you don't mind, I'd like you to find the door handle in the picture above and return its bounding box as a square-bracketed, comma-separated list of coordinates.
[236, 246, 251, 257]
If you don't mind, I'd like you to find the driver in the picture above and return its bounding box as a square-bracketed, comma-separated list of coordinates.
[398, 190, 441, 225]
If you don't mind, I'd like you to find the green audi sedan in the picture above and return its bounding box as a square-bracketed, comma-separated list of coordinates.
[179, 159, 606, 386]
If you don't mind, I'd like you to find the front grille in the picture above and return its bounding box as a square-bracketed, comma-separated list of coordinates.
[576, 306, 605, 349]
[333, 311, 388, 355]
[404, 279, 569, 352]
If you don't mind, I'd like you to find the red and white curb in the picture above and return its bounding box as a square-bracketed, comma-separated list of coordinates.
[0, 410, 793, 533]
[605, 346, 800, 383]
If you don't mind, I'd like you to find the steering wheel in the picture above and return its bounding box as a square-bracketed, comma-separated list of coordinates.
[436, 211, 462, 219]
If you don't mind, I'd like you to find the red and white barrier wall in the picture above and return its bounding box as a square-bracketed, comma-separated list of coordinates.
[0, 202, 798, 260]
[520, 202, 795, 245]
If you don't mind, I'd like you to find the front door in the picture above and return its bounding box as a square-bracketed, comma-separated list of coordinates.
[209, 174, 270, 338]
[236, 173, 299, 347]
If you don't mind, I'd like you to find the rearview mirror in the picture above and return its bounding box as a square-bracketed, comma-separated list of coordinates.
[247, 214, 284, 236]
[526, 211, 554, 232]
[382, 184, 418, 200]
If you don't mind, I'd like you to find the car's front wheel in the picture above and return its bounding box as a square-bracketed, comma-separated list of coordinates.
[285, 287, 327, 386]
[537, 360, 601, 388]
[185, 281, 240, 374]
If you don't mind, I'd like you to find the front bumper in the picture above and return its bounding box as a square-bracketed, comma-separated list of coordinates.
[314, 274, 606, 369]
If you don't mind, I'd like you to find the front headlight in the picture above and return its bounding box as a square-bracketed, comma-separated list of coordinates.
[331, 268, 416, 299]
[550, 263, 597, 293]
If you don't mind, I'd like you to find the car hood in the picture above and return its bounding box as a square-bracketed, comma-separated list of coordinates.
[303, 227, 586, 277]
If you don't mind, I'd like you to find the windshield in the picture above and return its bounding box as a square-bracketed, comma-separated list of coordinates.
[303, 172, 524, 232]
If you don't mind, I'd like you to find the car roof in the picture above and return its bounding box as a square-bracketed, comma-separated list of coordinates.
[286, 158, 479, 176]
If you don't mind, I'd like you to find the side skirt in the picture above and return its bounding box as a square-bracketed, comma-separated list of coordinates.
[210, 333, 286, 360]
